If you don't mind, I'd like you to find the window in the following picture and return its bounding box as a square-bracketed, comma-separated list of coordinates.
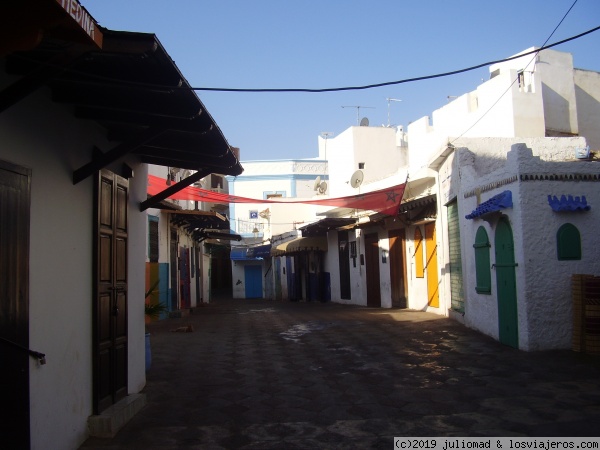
[557, 223, 581, 260]
[263, 191, 286, 199]
[447, 201, 465, 312]
[148, 216, 159, 262]
[414, 227, 424, 278]
[474, 226, 491, 294]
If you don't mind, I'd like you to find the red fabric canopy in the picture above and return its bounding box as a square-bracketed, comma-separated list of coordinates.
[148, 175, 406, 216]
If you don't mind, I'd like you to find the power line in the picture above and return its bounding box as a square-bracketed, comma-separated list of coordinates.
[18, 25, 598, 94]
[189, 25, 599, 93]
[449, 0, 580, 145]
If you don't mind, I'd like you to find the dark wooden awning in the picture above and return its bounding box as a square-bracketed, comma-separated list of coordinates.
[298, 218, 357, 237]
[1, 1, 243, 210]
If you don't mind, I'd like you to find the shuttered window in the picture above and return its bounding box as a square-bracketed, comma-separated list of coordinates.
[447, 201, 464, 312]
[414, 227, 424, 278]
[557, 223, 581, 260]
[148, 216, 159, 262]
[474, 226, 491, 294]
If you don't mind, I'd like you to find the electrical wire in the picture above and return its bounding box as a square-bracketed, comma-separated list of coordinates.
[449, 0, 580, 145]
[14, 25, 599, 94]
[189, 25, 598, 93]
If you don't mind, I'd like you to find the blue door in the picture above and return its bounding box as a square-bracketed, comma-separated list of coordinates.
[244, 265, 263, 298]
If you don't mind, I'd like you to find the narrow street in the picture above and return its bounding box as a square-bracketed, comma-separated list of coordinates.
[80, 298, 600, 449]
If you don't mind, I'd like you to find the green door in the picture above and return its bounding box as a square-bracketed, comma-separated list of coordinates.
[495, 217, 518, 348]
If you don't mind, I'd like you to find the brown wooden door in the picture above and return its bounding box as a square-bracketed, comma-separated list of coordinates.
[365, 232, 381, 307]
[389, 229, 407, 308]
[0, 160, 31, 449]
[94, 169, 128, 413]
[338, 231, 351, 300]
[170, 228, 178, 310]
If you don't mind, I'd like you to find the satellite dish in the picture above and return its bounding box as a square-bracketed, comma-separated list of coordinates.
[317, 181, 328, 194]
[313, 176, 322, 191]
[350, 170, 364, 188]
[359, 117, 369, 127]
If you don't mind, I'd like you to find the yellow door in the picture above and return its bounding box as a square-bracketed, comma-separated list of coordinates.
[425, 222, 439, 308]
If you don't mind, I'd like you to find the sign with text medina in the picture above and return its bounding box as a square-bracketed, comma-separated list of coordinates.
[55, 0, 103, 48]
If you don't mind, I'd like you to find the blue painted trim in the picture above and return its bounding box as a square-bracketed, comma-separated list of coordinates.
[548, 195, 590, 212]
[466, 190, 513, 219]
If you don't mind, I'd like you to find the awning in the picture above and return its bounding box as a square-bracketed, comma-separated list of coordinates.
[397, 194, 437, 224]
[466, 191, 512, 219]
[231, 244, 272, 260]
[231, 248, 250, 261]
[271, 240, 295, 257]
[164, 209, 230, 231]
[282, 236, 327, 256]
[299, 218, 357, 237]
[246, 244, 272, 259]
[0, 1, 243, 210]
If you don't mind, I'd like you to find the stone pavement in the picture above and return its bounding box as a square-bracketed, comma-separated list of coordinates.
[80, 297, 600, 449]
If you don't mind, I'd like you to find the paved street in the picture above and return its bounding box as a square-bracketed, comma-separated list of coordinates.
[80, 297, 600, 449]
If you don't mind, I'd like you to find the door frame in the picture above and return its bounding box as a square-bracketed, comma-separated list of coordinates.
[338, 230, 351, 300]
[93, 169, 129, 413]
[389, 228, 407, 308]
[424, 222, 439, 308]
[365, 232, 381, 307]
[0, 160, 32, 448]
[244, 264, 263, 298]
[495, 217, 519, 348]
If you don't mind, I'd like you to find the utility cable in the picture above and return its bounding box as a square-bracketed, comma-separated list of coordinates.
[190, 25, 598, 93]
[13, 25, 599, 94]
[449, 0, 579, 145]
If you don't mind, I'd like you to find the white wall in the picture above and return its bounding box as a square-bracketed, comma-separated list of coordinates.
[227, 159, 328, 239]
[231, 260, 264, 299]
[454, 138, 600, 350]
[326, 126, 403, 198]
[575, 68, 600, 151]
[0, 85, 146, 449]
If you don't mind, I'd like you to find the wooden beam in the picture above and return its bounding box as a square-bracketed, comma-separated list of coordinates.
[72, 125, 167, 184]
[140, 168, 211, 212]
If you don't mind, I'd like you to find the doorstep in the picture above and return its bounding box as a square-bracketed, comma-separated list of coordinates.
[87, 393, 147, 438]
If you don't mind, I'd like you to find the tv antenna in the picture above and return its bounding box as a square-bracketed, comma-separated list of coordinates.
[320, 132, 334, 160]
[342, 105, 375, 125]
[386, 98, 402, 127]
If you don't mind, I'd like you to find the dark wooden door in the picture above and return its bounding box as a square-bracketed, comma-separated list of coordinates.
[365, 233, 381, 307]
[169, 228, 178, 310]
[338, 231, 351, 300]
[389, 229, 407, 308]
[179, 247, 191, 308]
[0, 160, 31, 449]
[94, 169, 128, 413]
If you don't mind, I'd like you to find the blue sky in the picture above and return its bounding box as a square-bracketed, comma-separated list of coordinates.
[81, 0, 600, 161]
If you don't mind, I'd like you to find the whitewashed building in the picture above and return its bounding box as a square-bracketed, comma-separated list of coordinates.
[235, 46, 600, 353]
[227, 159, 328, 300]
[0, 3, 242, 448]
[410, 47, 600, 350]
